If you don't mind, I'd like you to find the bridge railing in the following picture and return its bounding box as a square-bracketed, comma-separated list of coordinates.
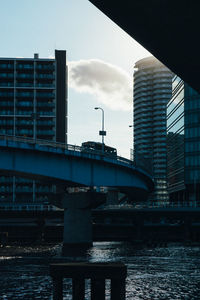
[0, 134, 131, 164]
[0, 134, 153, 179]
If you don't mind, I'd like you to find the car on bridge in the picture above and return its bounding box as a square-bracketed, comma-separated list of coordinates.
[81, 141, 117, 157]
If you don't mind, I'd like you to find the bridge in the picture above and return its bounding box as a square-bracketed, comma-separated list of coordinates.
[0, 135, 153, 197]
[0, 135, 154, 251]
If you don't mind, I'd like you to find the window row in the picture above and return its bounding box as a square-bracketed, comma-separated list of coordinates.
[185, 127, 200, 138]
[185, 155, 200, 167]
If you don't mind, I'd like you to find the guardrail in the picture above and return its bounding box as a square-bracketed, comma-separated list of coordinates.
[0, 134, 153, 179]
[0, 134, 132, 164]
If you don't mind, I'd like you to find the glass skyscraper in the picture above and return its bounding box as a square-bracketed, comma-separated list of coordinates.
[0, 50, 67, 210]
[167, 76, 200, 206]
[133, 56, 172, 206]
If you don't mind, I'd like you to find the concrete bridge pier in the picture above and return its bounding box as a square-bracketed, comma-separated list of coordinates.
[62, 191, 105, 255]
[106, 188, 119, 206]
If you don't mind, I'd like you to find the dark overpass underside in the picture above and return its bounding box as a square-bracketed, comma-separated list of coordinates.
[89, 0, 200, 93]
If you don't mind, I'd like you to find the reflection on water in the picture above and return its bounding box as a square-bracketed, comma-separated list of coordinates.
[0, 242, 200, 299]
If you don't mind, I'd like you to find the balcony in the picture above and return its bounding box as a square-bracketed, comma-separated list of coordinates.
[36, 64, 55, 71]
[0, 101, 14, 107]
[15, 186, 33, 193]
[0, 110, 14, 116]
[37, 102, 55, 107]
[0, 119, 14, 126]
[16, 83, 34, 87]
[16, 91, 34, 98]
[37, 119, 55, 125]
[36, 83, 55, 88]
[16, 73, 34, 79]
[0, 187, 13, 192]
[0, 73, 14, 78]
[0, 91, 14, 97]
[35, 186, 53, 193]
[36, 92, 55, 98]
[0, 63, 14, 69]
[0, 82, 14, 87]
[16, 128, 33, 134]
[16, 64, 33, 70]
[37, 111, 55, 116]
[16, 119, 33, 126]
[16, 101, 33, 107]
[36, 74, 55, 79]
[37, 130, 54, 135]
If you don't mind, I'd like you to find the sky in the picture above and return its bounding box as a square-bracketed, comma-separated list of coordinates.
[0, 0, 151, 158]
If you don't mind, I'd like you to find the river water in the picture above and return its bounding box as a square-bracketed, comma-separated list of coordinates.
[0, 242, 200, 299]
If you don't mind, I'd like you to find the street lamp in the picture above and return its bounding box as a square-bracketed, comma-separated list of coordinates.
[129, 125, 134, 161]
[94, 107, 106, 153]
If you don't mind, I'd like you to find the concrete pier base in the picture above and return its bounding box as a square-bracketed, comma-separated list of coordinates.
[106, 188, 118, 206]
[62, 192, 105, 255]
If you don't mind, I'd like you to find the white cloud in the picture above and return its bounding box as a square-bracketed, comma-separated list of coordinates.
[68, 59, 133, 111]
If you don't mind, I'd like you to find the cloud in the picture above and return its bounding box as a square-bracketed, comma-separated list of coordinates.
[68, 59, 132, 111]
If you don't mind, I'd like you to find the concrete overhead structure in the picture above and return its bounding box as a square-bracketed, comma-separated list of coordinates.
[89, 0, 200, 94]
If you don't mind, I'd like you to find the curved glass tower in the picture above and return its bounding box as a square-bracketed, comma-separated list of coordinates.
[133, 56, 172, 206]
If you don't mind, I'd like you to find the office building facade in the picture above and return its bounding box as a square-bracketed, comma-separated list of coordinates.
[133, 56, 172, 205]
[167, 76, 200, 206]
[0, 50, 67, 210]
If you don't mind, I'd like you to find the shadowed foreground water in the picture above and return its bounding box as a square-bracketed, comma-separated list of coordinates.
[0, 242, 200, 299]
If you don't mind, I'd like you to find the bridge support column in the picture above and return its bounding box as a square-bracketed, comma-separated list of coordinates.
[106, 188, 118, 206]
[62, 192, 105, 255]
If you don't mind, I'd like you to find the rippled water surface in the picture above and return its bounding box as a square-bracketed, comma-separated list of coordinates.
[0, 242, 200, 299]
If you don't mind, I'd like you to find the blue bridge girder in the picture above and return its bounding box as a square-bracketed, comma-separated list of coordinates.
[0, 135, 153, 197]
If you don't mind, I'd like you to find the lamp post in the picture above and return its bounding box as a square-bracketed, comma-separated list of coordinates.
[94, 107, 106, 153]
[129, 125, 134, 161]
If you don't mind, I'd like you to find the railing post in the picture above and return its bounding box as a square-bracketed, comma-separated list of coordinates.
[91, 279, 105, 300]
[52, 276, 63, 300]
[111, 278, 126, 300]
[72, 278, 85, 300]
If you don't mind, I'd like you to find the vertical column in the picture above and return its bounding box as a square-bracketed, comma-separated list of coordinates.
[135, 216, 144, 243]
[106, 188, 118, 206]
[54, 60, 57, 142]
[52, 277, 63, 300]
[33, 59, 37, 205]
[12, 175, 16, 203]
[13, 60, 16, 136]
[183, 217, 192, 242]
[33, 180, 35, 203]
[72, 278, 85, 300]
[62, 193, 93, 253]
[91, 279, 105, 300]
[55, 50, 67, 144]
[111, 278, 126, 300]
[33, 60, 36, 140]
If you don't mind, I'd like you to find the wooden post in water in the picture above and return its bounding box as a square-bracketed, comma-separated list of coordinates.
[49, 262, 127, 300]
[91, 278, 105, 300]
[52, 276, 63, 300]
